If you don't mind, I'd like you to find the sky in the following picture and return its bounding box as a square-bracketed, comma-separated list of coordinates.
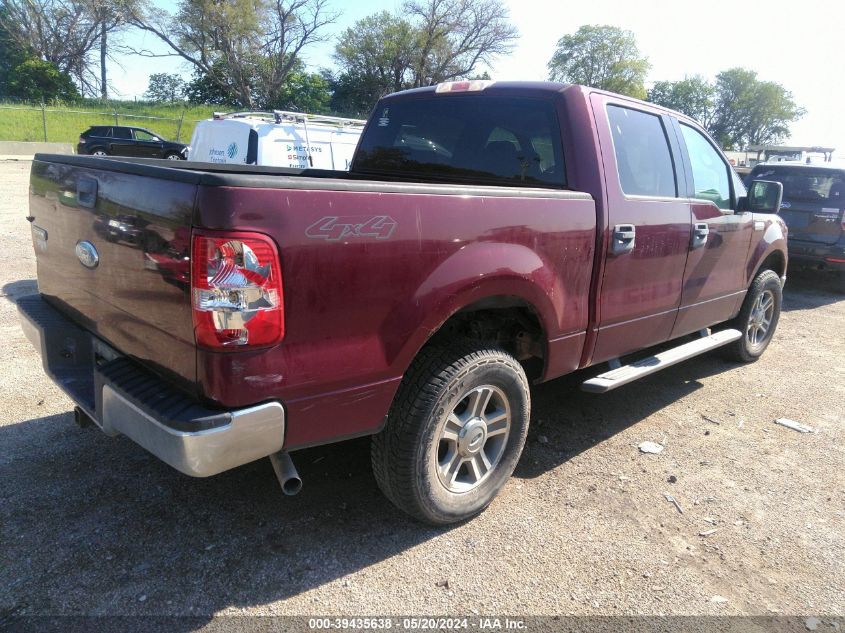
[110, 0, 845, 155]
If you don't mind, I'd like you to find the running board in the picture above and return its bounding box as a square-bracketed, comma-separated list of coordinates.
[581, 329, 742, 393]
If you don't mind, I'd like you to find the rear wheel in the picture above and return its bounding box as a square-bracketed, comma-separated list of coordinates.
[91, 149, 108, 157]
[164, 152, 183, 160]
[371, 342, 530, 525]
[721, 269, 782, 362]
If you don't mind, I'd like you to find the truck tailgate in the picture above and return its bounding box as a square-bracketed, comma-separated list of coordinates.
[28, 158, 198, 393]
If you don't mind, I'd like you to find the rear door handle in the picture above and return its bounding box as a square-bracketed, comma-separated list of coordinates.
[611, 224, 636, 255]
[691, 222, 710, 248]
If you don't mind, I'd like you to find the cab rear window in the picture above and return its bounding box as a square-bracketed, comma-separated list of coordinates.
[353, 96, 566, 188]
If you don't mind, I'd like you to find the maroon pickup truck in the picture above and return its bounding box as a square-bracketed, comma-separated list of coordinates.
[20, 81, 787, 525]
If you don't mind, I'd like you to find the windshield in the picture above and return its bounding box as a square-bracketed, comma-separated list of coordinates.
[353, 95, 566, 188]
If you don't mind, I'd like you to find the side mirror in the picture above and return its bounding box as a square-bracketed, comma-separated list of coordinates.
[738, 179, 783, 214]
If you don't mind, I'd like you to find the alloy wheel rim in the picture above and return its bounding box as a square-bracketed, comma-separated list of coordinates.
[435, 385, 511, 493]
[747, 289, 775, 347]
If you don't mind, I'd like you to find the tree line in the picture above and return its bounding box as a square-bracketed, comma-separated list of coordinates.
[550, 25, 805, 150]
[0, 0, 803, 149]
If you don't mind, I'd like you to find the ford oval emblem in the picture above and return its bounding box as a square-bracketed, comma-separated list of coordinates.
[75, 240, 99, 269]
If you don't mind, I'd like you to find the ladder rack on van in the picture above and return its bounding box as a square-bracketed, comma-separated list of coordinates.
[211, 111, 275, 122]
[211, 110, 366, 129]
[272, 111, 366, 129]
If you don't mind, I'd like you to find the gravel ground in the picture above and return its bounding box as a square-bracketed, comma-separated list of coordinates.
[1, 159, 843, 622]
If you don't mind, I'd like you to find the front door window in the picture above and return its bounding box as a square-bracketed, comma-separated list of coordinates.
[680, 124, 731, 210]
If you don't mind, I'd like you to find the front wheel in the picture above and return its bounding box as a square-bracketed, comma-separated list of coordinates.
[371, 342, 530, 525]
[721, 269, 782, 362]
[164, 152, 183, 160]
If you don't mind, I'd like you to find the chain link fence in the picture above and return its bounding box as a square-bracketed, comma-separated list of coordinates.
[0, 100, 216, 144]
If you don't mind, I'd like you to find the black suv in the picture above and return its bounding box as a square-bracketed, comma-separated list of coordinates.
[77, 126, 187, 160]
[747, 162, 845, 292]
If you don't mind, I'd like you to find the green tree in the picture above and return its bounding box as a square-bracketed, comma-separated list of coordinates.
[7, 58, 80, 101]
[184, 64, 234, 106]
[270, 69, 331, 113]
[648, 76, 716, 127]
[547, 25, 650, 99]
[128, 0, 338, 108]
[184, 58, 331, 112]
[710, 68, 804, 149]
[331, 12, 416, 114]
[0, 0, 137, 98]
[404, 0, 518, 87]
[335, 13, 415, 92]
[145, 72, 185, 102]
[0, 10, 29, 91]
[323, 70, 382, 118]
[331, 0, 517, 116]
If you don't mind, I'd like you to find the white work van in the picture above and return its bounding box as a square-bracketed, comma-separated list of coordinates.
[187, 111, 366, 170]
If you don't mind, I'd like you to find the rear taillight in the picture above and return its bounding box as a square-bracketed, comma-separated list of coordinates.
[191, 231, 284, 350]
[78, 136, 85, 144]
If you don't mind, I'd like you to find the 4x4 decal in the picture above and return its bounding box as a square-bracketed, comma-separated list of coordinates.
[305, 215, 397, 241]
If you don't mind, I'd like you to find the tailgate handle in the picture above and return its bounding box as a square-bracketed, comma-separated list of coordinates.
[77, 178, 98, 209]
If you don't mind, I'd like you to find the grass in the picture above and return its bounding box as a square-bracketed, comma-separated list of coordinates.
[0, 100, 230, 144]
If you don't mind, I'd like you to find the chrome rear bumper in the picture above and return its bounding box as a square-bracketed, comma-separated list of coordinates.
[18, 294, 285, 477]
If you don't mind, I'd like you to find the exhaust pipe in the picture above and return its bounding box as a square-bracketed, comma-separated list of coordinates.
[73, 406, 95, 429]
[269, 451, 303, 496]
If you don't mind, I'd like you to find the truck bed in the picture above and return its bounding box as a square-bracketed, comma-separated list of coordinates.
[39, 154, 577, 197]
[29, 153, 596, 448]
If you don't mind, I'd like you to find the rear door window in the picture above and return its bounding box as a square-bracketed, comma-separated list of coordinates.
[680, 124, 731, 210]
[353, 95, 566, 188]
[112, 127, 132, 139]
[133, 129, 157, 141]
[607, 105, 677, 198]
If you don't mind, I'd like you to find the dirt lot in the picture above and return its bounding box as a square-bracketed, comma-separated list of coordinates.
[1, 159, 843, 622]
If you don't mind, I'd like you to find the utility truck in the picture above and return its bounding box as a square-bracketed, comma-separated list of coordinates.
[187, 110, 365, 170]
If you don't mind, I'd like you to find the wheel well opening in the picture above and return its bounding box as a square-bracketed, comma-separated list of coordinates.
[758, 251, 786, 279]
[429, 297, 546, 381]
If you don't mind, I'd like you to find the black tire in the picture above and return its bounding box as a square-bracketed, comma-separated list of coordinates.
[90, 148, 109, 157]
[371, 342, 530, 525]
[837, 271, 845, 295]
[721, 269, 782, 362]
[164, 152, 183, 160]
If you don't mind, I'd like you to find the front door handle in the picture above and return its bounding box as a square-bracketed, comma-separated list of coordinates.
[691, 222, 710, 248]
[611, 224, 636, 255]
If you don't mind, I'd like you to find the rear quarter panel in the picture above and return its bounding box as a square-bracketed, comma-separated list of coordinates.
[195, 185, 596, 448]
